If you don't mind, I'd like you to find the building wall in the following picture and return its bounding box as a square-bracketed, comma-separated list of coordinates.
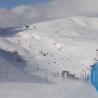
[90, 62, 98, 91]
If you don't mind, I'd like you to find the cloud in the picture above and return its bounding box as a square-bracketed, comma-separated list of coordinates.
[47, 0, 98, 18]
[0, 0, 98, 27]
[0, 5, 46, 27]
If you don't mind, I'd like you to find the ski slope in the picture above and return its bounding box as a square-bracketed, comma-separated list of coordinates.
[0, 16, 98, 97]
[0, 79, 97, 98]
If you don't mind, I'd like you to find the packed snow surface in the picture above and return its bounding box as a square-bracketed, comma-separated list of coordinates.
[0, 16, 98, 97]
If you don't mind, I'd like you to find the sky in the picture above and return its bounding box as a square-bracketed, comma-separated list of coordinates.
[0, 0, 48, 8]
[0, 0, 98, 27]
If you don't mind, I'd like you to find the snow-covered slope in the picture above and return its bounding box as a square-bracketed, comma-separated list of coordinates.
[0, 17, 98, 81]
[0, 16, 98, 97]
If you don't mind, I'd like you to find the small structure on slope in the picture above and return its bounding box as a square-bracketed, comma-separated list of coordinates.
[61, 70, 69, 78]
[61, 70, 78, 80]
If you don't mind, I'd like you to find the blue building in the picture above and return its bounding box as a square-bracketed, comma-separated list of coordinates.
[90, 62, 98, 91]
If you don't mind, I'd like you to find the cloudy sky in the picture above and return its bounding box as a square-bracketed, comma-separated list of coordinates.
[0, 0, 98, 27]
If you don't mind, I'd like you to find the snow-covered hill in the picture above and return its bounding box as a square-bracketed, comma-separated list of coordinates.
[0, 16, 98, 97]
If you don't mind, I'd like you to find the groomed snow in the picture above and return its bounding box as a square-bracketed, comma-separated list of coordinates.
[0, 79, 98, 98]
